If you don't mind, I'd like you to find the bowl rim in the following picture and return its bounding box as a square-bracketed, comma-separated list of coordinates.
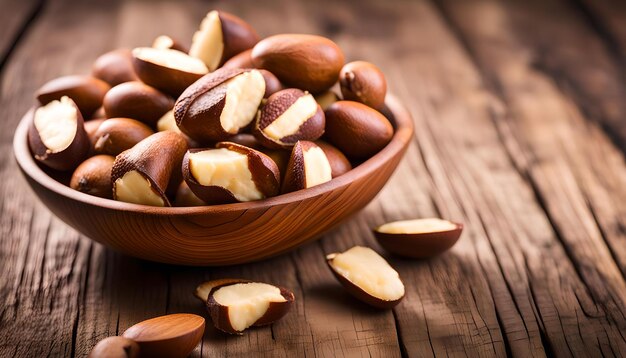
[14, 95, 414, 215]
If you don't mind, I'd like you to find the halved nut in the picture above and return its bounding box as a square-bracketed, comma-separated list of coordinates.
[132, 47, 208, 97]
[254, 89, 325, 149]
[36, 75, 110, 118]
[196, 278, 295, 334]
[111, 131, 188, 206]
[189, 10, 259, 71]
[92, 49, 139, 87]
[175, 68, 265, 143]
[93, 117, 154, 155]
[70, 155, 115, 199]
[326, 246, 405, 309]
[152, 35, 188, 52]
[182, 142, 280, 204]
[103, 81, 174, 127]
[282, 141, 332, 193]
[28, 96, 90, 171]
[373, 218, 463, 259]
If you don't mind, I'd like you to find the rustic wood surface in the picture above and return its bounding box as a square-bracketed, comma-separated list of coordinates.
[1, 0, 625, 356]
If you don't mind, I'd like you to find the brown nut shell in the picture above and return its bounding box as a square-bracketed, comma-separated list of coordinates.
[88, 336, 140, 358]
[174, 68, 264, 143]
[259, 69, 284, 98]
[326, 246, 404, 309]
[204, 279, 295, 334]
[93, 118, 154, 155]
[85, 118, 105, 145]
[254, 88, 325, 149]
[103, 81, 174, 127]
[92, 49, 139, 87]
[174, 181, 207, 207]
[111, 131, 188, 207]
[36, 75, 111, 118]
[182, 142, 280, 204]
[152, 35, 188, 52]
[373, 219, 463, 259]
[228, 134, 290, 177]
[251, 34, 344, 93]
[190, 11, 259, 70]
[132, 47, 208, 97]
[122, 314, 205, 358]
[339, 61, 387, 110]
[221, 49, 254, 69]
[324, 101, 393, 160]
[28, 97, 90, 171]
[70, 155, 115, 199]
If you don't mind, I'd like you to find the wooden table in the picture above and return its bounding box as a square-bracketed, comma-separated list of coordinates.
[1, 0, 625, 356]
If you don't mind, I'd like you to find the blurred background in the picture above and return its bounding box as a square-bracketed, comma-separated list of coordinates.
[1, 0, 625, 356]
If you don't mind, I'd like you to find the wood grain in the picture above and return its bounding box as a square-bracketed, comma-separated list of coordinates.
[1, 0, 625, 356]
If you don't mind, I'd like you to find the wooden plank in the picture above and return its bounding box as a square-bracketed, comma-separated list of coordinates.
[455, 0, 626, 278]
[435, 0, 626, 355]
[0, 0, 122, 356]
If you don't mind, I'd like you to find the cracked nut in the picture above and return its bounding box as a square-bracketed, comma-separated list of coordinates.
[92, 49, 139, 87]
[152, 35, 188, 52]
[374, 218, 463, 259]
[93, 118, 154, 155]
[189, 10, 259, 71]
[326, 246, 405, 309]
[175, 68, 266, 143]
[182, 142, 280, 204]
[339, 61, 387, 110]
[251, 34, 344, 93]
[36, 75, 110, 118]
[132, 47, 208, 97]
[111, 131, 187, 207]
[88, 336, 140, 358]
[195, 279, 295, 335]
[228, 134, 290, 176]
[281, 140, 350, 193]
[254, 89, 325, 149]
[103, 81, 174, 126]
[28, 96, 90, 171]
[122, 314, 205, 358]
[70, 155, 115, 199]
[324, 101, 393, 160]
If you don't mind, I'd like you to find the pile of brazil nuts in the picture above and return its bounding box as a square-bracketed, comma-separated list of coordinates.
[28, 9, 392, 207]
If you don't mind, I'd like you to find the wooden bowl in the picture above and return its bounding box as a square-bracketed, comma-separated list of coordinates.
[13, 95, 414, 266]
